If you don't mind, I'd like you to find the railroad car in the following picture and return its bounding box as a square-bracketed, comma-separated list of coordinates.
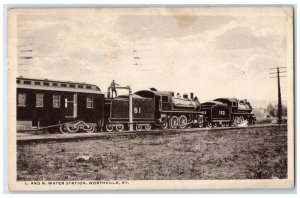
[16, 77, 105, 133]
[200, 98, 255, 127]
[104, 94, 155, 131]
[134, 89, 204, 129]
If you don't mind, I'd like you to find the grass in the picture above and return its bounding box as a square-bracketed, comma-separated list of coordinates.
[17, 126, 287, 180]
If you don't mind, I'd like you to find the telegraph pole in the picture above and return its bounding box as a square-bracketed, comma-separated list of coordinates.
[269, 67, 286, 125]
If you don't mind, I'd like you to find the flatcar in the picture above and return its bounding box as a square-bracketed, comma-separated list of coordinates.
[16, 77, 105, 133]
[200, 98, 255, 127]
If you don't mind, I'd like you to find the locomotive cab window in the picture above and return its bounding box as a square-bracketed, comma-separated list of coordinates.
[162, 96, 169, 103]
[232, 102, 237, 107]
[17, 93, 26, 107]
[86, 96, 94, 108]
[36, 93, 44, 107]
[53, 95, 60, 108]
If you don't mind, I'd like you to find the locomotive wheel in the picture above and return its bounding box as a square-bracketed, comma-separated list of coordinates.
[221, 123, 226, 127]
[161, 121, 168, 130]
[240, 116, 245, 123]
[145, 124, 152, 130]
[178, 115, 188, 129]
[198, 123, 203, 128]
[135, 124, 142, 131]
[207, 122, 213, 128]
[67, 125, 79, 133]
[116, 124, 124, 132]
[234, 116, 244, 126]
[85, 125, 96, 133]
[105, 124, 114, 132]
[59, 125, 69, 134]
[233, 117, 240, 126]
[170, 116, 179, 129]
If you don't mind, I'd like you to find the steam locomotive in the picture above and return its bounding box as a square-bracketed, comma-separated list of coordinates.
[200, 98, 255, 127]
[16, 77, 255, 133]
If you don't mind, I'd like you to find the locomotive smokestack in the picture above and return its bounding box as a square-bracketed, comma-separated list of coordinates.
[190, 92, 194, 99]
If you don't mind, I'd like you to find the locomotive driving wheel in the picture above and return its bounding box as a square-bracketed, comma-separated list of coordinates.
[170, 116, 179, 129]
[233, 116, 244, 126]
[178, 115, 188, 129]
[161, 121, 168, 129]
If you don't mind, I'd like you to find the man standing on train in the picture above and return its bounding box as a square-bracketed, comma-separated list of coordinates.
[110, 80, 119, 97]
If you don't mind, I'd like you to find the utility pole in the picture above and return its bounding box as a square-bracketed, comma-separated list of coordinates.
[269, 67, 286, 125]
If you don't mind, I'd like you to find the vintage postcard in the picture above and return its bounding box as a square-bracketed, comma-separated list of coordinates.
[7, 7, 294, 191]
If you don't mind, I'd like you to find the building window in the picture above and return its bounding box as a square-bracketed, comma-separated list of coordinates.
[36, 93, 44, 107]
[53, 95, 60, 108]
[86, 96, 94, 108]
[18, 93, 26, 107]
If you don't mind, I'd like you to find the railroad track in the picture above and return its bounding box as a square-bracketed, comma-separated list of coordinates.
[17, 124, 287, 144]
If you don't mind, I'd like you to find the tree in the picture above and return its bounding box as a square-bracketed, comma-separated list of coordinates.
[266, 103, 275, 117]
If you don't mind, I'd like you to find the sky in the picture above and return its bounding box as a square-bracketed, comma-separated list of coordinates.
[16, 8, 290, 107]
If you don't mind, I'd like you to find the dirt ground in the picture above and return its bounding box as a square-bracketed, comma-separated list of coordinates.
[17, 126, 287, 180]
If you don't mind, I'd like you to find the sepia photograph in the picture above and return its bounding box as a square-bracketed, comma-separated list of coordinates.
[7, 7, 294, 191]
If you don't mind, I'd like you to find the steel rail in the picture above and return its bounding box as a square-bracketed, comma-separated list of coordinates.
[17, 124, 287, 144]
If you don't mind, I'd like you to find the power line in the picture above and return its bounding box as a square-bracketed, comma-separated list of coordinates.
[269, 67, 287, 70]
